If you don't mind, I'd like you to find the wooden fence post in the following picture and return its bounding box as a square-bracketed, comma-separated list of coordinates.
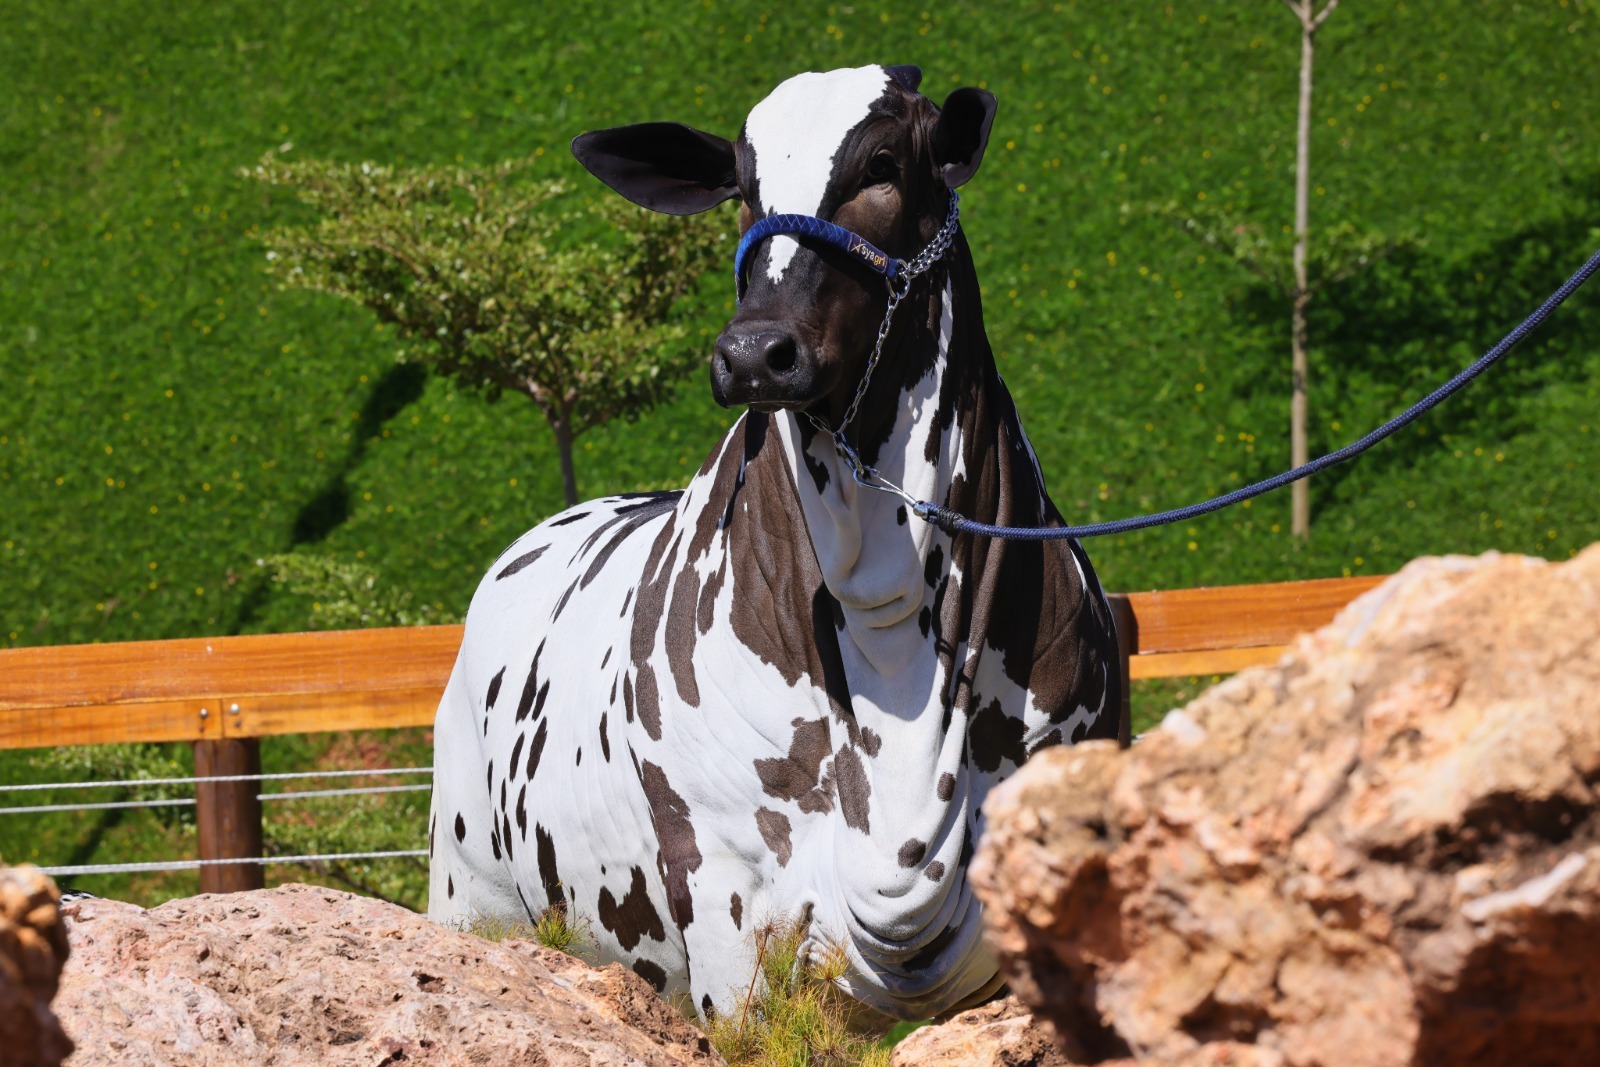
[193, 736, 265, 893]
[1107, 595, 1137, 749]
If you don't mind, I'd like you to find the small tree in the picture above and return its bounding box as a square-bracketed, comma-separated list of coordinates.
[246, 156, 727, 506]
[1166, 0, 1408, 539]
[1284, 0, 1338, 539]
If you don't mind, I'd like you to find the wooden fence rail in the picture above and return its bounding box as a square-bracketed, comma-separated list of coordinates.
[0, 573, 1386, 891]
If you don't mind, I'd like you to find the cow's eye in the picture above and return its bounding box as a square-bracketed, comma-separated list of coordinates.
[865, 153, 898, 186]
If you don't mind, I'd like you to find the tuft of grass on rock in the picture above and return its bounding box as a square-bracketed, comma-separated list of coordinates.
[456, 903, 595, 960]
[709, 919, 892, 1067]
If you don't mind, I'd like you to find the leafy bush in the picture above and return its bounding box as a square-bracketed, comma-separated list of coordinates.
[245, 156, 727, 505]
[256, 551, 452, 629]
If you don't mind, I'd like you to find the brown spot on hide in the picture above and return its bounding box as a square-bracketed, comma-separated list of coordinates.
[634, 664, 662, 742]
[527, 718, 549, 780]
[926, 861, 946, 881]
[898, 838, 927, 867]
[755, 807, 793, 867]
[803, 446, 830, 494]
[515, 639, 548, 723]
[833, 747, 871, 833]
[937, 772, 956, 802]
[632, 958, 667, 993]
[629, 509, 680, 695]
[598, 865, 666, 951]
[641, 760, 702, 930]
[495, 545, 547, 580]
[970, 698, 1028, 773]
[755, 718, 834, 814]
[580, 499, 673, 589]
[551, 575, 581, 621]
[536, 823, 561, 909]
[730, 892, 743, 930]
[697, 558, 725, 635]
[666, 557, 701, 707]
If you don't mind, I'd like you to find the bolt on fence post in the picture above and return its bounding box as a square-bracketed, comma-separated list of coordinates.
[193, 731, 265, 893]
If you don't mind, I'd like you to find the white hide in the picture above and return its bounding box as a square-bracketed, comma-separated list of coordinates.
[778, 279, 960, 677]
[744, 65, 890, 283]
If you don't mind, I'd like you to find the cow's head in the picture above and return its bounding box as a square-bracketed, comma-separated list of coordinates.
[573, 66, 996, 415]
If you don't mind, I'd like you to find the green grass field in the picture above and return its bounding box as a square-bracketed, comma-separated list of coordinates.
[3, 1, 1598, 898]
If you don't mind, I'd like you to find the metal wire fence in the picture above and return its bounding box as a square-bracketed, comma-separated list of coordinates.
[3, 767, 432, 878]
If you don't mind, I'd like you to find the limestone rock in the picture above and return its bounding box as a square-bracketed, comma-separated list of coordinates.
[55, 882, 721, 1066]
[972, 547, 1600, 1067]
[889, 996, 1071, 1067]
[0, 865, 72, 1067]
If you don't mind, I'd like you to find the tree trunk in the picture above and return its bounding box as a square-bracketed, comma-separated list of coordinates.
[1291, 290, 1311, 538]
[553, 417, 579, 508]
[1290, 0, 1318, 540]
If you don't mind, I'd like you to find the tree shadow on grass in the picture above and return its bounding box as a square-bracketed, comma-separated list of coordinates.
[229, 362, 428, 633]
[1230, 172, 1600, 507]
[291, 362, 428, 544]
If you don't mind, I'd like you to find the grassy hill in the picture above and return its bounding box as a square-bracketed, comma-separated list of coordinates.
[2, 0, 1598, 900]
[5, 0, 1598, 648]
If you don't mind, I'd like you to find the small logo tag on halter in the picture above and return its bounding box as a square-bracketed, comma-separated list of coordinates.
[849, 238, 888, 271]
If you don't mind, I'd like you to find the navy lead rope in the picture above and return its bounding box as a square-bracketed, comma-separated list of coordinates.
[918, 245, 1600, 540]
[732, 201, 1600, 541]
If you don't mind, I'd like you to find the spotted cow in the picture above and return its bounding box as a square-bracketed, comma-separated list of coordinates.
[428, 64, 1120, 1021]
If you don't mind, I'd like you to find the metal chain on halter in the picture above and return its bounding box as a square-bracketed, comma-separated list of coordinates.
[805, 191, 961, 497]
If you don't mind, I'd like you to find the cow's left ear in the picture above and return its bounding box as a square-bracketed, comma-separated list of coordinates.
[932, 88, 997, 189]
[572, 122, 739, 215]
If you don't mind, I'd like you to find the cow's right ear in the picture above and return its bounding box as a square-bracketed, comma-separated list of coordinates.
[571, 123, 739, 216]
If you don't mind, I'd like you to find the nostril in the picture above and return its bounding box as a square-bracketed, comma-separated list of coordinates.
[764, 335, 796, 373]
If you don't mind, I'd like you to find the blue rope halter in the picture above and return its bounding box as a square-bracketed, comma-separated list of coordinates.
[735, 211, 904, 302]
[732, 193, 961, 459]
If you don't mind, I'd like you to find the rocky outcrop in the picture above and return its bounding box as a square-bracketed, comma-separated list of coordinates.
[972, 547, 1600, 1067]
[894, 999, 1283, 1067]
[56, 883, 721, 1066]
[889, 996, 1071, 1067]
[0, 865, 72, 1067]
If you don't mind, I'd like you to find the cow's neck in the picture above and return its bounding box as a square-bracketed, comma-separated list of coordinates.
[774, 234, 1026, 679]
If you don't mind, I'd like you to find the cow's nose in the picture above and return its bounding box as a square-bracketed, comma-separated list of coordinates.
[712, 325, 810, 408]
[717, 328, 797, 378]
